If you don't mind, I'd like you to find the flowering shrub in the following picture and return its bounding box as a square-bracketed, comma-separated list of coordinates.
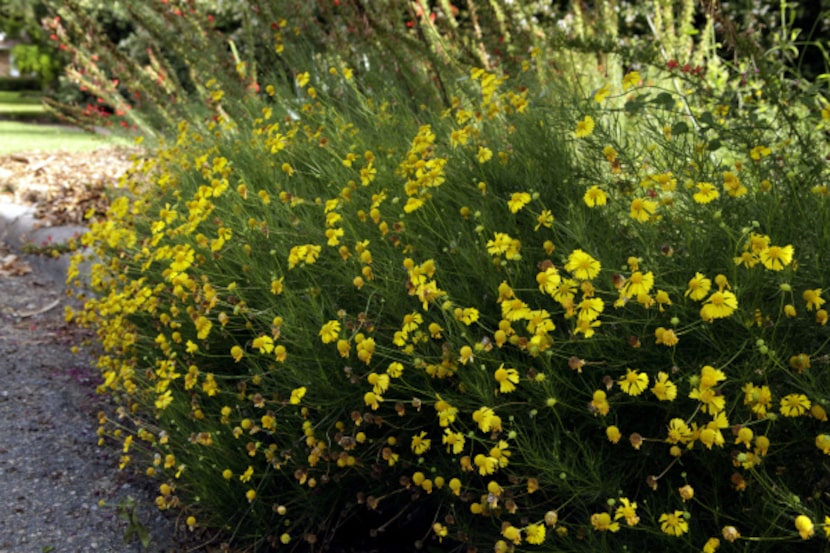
[67, 45, 830, 552]
[47, 0, 722, 134]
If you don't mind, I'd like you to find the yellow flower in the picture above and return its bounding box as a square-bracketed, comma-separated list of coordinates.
[686, 272, 711, 300]
[723, 172, 747, 197]
[803, 288, 825, 311]
[659, 510, 689, 536]
[494, 365, 520, 394]
[614, 497, 640, 526]
[537, 267, 562, 296]
[366, 373, 390, 395]
[501, 524, 522, 545]
[410, 431, 432, 455]
[590, 512, 620, 532]
[606, 425, 622, 444]
[288, 244, 321, 269]
[565, 249, 601, 280]
[655, 289, 672, 310]
[629, 197, 657, 222]
[693, 182, 720, 204]
[654, 327, 679, 347]
[650, 371, 677, 401]
[270, 277, 284, 295]
[583, 185, 608, 207]
[507, 192, 532, 213]
[735, 427, 754, 448]
[364, 391, 381, 410]
[231, 345, 244, 362]
[666, 418, 692, 444]
[575, 115, 595, 138]
[623, 271, 654, 298]
[474, 453, 498, 475]
[252, 335, 274, 354]
[690, 386, 726, 415]
[816, 434, 830, 454]
[759, 244, 794, 271]
[194, 316, 212, 340]
[319, 320, 341, 344]
[622, 71, 641, 90]
[525, 523, 545, 545]
[535, 209, 554, 230]
[487, 232, 515, 256]
[455, 307, 479, 325]
[472, 406, 501, 433]
[477, 146, 493, 163]
[459, 345, 474, 364]
[289, 386, 306, 405]
[754, 435, 770, 456]
[780, 393, 810, 417]
[703, 537, 721, 553]
[618, 368, 649, 396]
[795, 515, 814, 539]
[386, 362, 404, 378]
[742, 382, 773, 417]
[155, 390, 173, 410]
[700, 365, 727, 388]
[296, 72, 310, 88]
[700, 290, 738, 321]
[594, 84, 611, 103]
[750, 145, 771, 160]
[591, 390, 610, 416]
[443, 429, 465, 454]
[577, 296, 604, 322]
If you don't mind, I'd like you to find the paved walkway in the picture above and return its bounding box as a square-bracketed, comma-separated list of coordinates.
[0, 202, 192, 552]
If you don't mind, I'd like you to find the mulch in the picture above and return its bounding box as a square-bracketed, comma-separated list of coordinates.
[0, 147, 137, 228]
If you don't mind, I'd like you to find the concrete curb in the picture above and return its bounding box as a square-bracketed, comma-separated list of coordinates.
[0, 200, 89, 288]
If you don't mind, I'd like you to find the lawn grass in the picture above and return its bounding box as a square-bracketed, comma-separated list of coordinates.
[0, 120, 130, 154]
[0, 90, 134, 153]
[0, 91, 45, 115]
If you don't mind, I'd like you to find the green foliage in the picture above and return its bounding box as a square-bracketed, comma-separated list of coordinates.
[10, 43, 60, 84]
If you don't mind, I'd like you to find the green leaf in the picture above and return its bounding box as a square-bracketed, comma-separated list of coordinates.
[699, 111, 716, 127]
[671, 121, 690, 135]
[653, 92, 675, 109]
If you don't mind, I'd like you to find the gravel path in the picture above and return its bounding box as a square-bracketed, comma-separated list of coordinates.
[0, 260, 194, 553]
